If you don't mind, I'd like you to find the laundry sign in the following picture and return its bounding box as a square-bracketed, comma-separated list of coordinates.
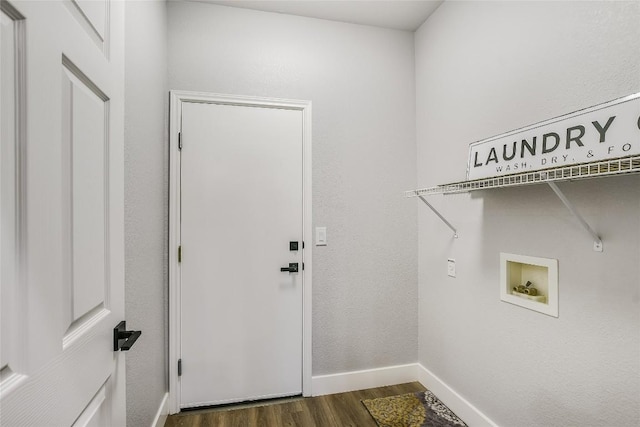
[467, 93, 640, 180]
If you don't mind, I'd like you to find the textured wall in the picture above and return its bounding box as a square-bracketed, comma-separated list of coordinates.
[167, 1, 418, 375]
[415, 1, 640, 426]
[124, 1, 169, 425]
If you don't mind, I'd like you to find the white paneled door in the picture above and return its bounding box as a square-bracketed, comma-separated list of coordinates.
[0, 0, 126, 425]
[178, 100, 305, 408]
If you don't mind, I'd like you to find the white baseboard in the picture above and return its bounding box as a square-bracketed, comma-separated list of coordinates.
[151, 392, 170, 427]
[311, 363, 419, 396]
[417, 364, 498, 427]
[161, 363, 496, 426]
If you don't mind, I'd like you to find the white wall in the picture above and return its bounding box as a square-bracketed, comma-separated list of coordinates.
[124, 1, 169, 425]
[415, 1, 640, 426]
[167, 1, 418, 375]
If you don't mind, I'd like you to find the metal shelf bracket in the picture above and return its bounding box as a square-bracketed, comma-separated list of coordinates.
[418, 196, 458, 239]
[547, 182, 603, 252]
[406, 156, 640, 250]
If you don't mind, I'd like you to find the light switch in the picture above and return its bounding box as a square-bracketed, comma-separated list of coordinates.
[316, 227, 327, 246]
[447, 259, 456, 278]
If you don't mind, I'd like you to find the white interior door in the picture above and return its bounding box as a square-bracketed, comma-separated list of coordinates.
[0, 0, 126, 425]
[179, 101, 304, 408]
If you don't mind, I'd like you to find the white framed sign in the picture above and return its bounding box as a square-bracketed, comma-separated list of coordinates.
[467, 93, 640, 180]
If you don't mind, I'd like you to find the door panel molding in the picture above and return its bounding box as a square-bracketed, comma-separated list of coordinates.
[168, 91, 313, 414]
[0, 0, 27, 397]
[60, 58, 111, 343]
[64, 0, 110, 56]
[71, 379, 111, 427]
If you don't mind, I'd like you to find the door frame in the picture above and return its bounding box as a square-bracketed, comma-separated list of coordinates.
[168, 90, 313, 413]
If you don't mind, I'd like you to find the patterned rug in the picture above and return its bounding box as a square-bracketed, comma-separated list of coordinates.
[362, 390, 467, 427]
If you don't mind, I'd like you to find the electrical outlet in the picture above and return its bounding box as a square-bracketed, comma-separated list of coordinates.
[447, 259, 456, 278]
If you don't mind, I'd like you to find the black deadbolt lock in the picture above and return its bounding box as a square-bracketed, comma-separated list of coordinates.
[290, 241, 299, 251]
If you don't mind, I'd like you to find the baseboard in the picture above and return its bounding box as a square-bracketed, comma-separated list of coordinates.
[151, 392, 170, 427]
[417, 364, 498, 427]
[160, 363, 495, 426]
[311, 363, 419, 396]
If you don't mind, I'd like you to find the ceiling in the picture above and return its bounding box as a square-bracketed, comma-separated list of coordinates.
[195, 0, 445, 31]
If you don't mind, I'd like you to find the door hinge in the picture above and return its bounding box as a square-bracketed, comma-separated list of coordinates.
[178, 359, 182, 376]
[178, 245, 182, 263]
[178, 132, 183, 150]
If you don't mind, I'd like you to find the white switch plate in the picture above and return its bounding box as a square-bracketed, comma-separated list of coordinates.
[447, 258, 456, 278]
[316, 227, 327, 246]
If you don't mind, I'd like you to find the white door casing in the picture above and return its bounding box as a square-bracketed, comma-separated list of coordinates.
[0, 0, 126, 425]
[168, 91, 313, 413]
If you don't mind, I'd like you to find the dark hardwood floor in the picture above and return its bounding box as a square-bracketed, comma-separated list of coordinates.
[165, 382, 426, 427]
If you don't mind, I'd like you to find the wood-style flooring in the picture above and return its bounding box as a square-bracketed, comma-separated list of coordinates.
[164, 382, 426, 427]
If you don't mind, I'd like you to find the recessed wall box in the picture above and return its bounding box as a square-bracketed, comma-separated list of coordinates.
[500, 253, 558, 317]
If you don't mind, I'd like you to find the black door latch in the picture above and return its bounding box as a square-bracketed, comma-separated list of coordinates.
[113, 321, 142, 351]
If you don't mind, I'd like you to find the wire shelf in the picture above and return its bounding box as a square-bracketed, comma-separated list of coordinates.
[405, 155, 640, 197]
